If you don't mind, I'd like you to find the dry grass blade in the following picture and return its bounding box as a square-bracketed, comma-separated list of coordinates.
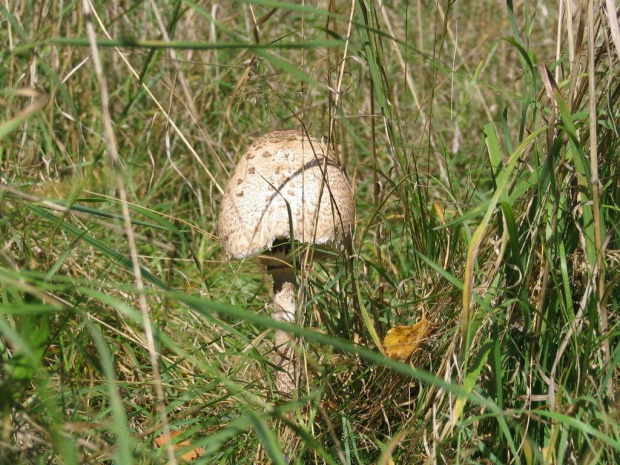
[81, 0, 175, 463]
[588, 0, 611, 398]
[605, 0, 620, 64]
[0, 88, 49, 141]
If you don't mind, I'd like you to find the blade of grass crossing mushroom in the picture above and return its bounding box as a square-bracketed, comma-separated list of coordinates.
[176, 290, 520, 457]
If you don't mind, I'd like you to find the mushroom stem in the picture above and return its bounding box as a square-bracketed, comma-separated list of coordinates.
[269, 267, 296, 394]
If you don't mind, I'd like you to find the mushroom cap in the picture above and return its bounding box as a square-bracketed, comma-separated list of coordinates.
[217, 130, 355, 260]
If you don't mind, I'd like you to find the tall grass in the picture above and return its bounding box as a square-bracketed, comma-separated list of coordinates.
[1, 0, 618, 463]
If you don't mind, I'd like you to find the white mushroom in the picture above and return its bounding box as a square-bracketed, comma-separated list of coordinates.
[218, 129, 355, 394]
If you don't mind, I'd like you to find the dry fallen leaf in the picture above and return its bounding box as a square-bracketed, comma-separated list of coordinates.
[153, 430, 205, 462]
[383, 317, 430, 361]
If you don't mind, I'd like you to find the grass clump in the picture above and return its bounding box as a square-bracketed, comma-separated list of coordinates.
[1, 1, 619, 463]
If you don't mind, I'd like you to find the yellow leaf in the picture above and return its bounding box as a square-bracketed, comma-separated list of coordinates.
[383, 317, 430, 361]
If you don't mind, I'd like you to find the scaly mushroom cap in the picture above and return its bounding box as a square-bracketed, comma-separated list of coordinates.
[218, 130, 355, 260]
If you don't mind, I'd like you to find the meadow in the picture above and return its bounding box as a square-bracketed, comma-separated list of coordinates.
[0, 0, 619, 463]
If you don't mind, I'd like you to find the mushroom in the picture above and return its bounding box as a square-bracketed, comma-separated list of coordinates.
[217, 129, 355, 394]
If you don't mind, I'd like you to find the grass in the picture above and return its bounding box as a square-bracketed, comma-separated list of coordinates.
[1, 0, 619, 463]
